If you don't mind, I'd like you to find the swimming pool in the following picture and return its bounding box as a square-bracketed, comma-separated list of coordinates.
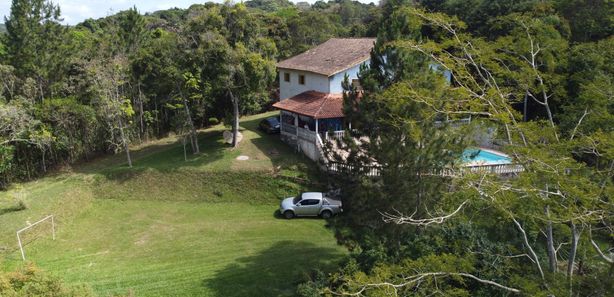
[462, 148, 511, 165]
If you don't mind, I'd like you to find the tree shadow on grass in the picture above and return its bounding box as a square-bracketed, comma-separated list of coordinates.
[76, 129, 228, 176]
[240, 116, 326, 186]
[203, 241, 344, 297]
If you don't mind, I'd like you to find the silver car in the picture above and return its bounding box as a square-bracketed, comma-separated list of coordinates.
[279, 192, 343, 219]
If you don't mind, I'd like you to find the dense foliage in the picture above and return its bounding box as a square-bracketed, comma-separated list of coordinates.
[0, 264, 94, 296]
[1, 0, 612, 296]
[299, 0, 613, 296]
[0, 0, 378, 187]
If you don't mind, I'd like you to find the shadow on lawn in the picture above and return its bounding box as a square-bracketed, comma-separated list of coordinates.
[73, 113, 325, 203]
[73, 129, 229, 182]
[204, 240, 343, 297]
[240, 116, 325, 184]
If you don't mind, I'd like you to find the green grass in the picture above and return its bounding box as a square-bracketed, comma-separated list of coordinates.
[0, 112, 346, 296]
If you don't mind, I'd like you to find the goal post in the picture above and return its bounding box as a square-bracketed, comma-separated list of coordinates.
[16, 215, 55, 261]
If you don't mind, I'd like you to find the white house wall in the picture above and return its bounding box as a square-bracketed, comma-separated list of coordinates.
[328, 60, 370, 93]
[279, 60, 371, 100]
[279, 70, 330, 100]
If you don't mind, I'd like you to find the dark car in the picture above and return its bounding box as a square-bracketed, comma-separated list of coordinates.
[259, 116, 281, 134]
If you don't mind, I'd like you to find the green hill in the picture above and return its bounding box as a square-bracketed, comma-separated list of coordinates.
[0, 112, 346, 296]
[0, 23, 6, 34]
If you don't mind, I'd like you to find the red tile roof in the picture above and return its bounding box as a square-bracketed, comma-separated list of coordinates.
[273, 91, 345, 119]
[276, 38, 376, 76]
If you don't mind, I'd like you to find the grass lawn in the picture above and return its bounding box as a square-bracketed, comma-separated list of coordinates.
[0, 112, 347, 296]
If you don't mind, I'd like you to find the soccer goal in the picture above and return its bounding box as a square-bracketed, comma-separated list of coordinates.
[16, 215, 56, 261]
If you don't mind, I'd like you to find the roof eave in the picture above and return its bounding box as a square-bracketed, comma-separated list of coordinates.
[277, 55, 372, 77]
[276, 66, 332, 77]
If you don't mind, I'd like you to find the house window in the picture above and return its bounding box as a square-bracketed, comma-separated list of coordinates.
[284, 72, 290, 82]
[299, 74, 305, 85]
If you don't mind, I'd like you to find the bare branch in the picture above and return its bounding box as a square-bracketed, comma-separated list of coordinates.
[380, 200, 468, 226]
[569, 108, 590, 141]
[330, 272, 521, 296]
[512, 217, 545, 280]
[589, 226, 614, 264]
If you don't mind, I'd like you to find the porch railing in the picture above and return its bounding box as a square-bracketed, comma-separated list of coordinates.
[298, 127, 316, 142]
[324, 130, 346, 141]
[325, 162, 524, 177]
[281, 124, 296, 135]
[463, 163, 525, 174]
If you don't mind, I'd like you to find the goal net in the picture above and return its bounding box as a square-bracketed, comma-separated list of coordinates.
[16, 215, 55, 261]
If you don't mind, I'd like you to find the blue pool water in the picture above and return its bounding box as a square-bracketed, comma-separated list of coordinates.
[462, 148, 511, 164]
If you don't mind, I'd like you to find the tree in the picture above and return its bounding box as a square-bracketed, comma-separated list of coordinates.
[4, 0, 67, 101]
[89, 57, 135, 167]
[224, 43, 275, 148]
[0, 264, 94, 296]
[318, 6, 613, 296]
[561, 37, 614, 136]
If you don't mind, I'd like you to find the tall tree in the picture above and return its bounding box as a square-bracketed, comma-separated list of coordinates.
[89, 57, 134, 167]
[224, 43, 275, 148]
[4, 0, 66, 101]
[317, 7, 613, 296]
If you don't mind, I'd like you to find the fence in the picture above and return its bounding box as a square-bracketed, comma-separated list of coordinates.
[323, 131, 346, 141]
[325, 162, 524, 177]
[326, 162, 381, 177]
[463, 163, 525, 174]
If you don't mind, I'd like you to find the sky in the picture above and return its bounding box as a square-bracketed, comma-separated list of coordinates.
[1, 0, 375, 25]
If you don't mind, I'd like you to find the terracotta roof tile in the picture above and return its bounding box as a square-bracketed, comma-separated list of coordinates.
[276, 38, 376, 76]
[273, 91, 344, 119]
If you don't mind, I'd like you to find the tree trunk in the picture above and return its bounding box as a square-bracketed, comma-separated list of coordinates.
[38, 77, 45, 104]
[230, 90, 240, 148]
[545, 205, 557, 273]
[138, 83, 145, 140]
[567, 222, 582, 297]
[567, 223, 581, 280]
[41, 147, 46, 173]
[117, 116, 132, 168]
[523, 91, 528, 122]
[182, 136, 188, 162]
[177, 84, 199, 154]
[183, 99, 199, 154]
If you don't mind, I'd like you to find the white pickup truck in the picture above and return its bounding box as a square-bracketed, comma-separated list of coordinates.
[279, 192, 343, 219]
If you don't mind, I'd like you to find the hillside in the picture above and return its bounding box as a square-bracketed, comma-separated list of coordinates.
[0, 24, 6, 34]
[0, 112, 347, 296]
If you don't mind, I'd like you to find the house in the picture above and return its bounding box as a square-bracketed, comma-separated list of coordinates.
[273, 38, 376, 161]
[273, 38, 523, 176]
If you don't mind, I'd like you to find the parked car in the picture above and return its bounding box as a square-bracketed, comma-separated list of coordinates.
[279, 192, 343, 219]
[259, 116, 280, 134]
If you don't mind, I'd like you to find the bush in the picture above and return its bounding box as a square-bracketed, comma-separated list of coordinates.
[208, 117, 219, 126]
[16, 199, 27, 211]
[0, 264, 94, 296]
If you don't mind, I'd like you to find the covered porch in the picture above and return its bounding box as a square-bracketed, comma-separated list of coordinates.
[273, 91, 347, 161]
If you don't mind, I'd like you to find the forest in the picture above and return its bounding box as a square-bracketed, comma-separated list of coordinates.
[1, 0, 613, 296]
[0, 0, 379, 186]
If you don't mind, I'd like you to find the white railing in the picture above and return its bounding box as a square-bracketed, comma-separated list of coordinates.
[327, 162, 381, 177]
[462, 163, 525, 174]
[324, 130, 346, 141]
[298, 127, 316, 142]
[326, 162, 524, 177]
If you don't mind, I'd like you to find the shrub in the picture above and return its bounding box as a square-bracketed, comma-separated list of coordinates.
[208, 117, 219, 126]
[0, 264, 94, 296]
